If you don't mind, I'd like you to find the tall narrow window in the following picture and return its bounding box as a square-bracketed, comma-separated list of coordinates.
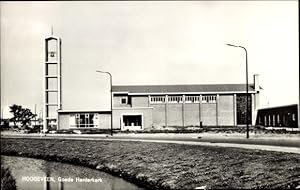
[292, 113, 296, 121]
[264, 116, 267, 126]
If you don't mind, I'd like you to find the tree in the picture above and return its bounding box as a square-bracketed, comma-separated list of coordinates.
[9, 104, 22, 127]
[9, 104, 37, 129]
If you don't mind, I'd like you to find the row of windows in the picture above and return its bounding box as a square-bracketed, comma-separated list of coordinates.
[168, 96, 183, 103]
[150, 95, 217, 103]
[201, 96, 217, 103]
[69, 113, 99, 128]
[150, 96, 166, 103]
[185, 96, 200, 103]
[258, 113, 296, 126]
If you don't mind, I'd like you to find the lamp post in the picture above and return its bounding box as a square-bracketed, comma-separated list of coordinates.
[226, 43, 249, 139]
[96, 70, 113, 136]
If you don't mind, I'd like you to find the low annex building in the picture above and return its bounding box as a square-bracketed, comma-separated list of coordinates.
[42, 34, 261, 132]
[256, 104, 298, 128]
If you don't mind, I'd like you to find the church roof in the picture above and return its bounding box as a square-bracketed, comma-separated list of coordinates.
[112, 84, 259, 94]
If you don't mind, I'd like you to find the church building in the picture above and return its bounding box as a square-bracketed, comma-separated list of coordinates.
[43, 34, 261, 132]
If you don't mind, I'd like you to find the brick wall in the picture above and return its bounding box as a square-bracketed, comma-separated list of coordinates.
[167, 104, 183, 126]
[218, 95, 234, 126]
[99, 114, 111, 129]
[201, 103, 217, 126]
[113, 95, 131, 108]
[236, 94, 252, 125]
[131, 96, 149, 107]
[58, 114, 69, 130]
[152, 104, 166, 127]
[110, 93, 252, 129]
[184, 103, 200, 126]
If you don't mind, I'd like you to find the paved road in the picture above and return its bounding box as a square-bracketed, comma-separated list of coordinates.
[2, 133, 299, 154]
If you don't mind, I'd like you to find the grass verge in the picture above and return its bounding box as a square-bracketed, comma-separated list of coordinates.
[1, 138, 300, 189]
[1, 164, 17, 190]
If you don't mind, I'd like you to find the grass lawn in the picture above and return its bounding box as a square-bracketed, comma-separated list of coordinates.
[1, 138, 300, 189]
[1, 164, 16, 190]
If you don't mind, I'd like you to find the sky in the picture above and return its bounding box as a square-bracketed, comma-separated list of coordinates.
[1, 1, 299, 118]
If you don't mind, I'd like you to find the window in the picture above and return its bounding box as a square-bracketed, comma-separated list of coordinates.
[185, 96, 200, 103]
[292, 113, 296, 121]
[123, 115, 142, 128]
[201, 95, 216, 103]
[168, 96, 183, 103]
[121, 97, 127, 105]
[273, 115, 275, 126]
[264, 115, 267, 126]
[150, 96, 166, 103]
[70, 113, 98, 128]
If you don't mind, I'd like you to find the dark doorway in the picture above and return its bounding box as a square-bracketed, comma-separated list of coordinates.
[123, 115, 142, 129]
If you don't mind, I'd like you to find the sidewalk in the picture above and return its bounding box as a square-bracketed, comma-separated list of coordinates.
[1, 131, 299, 154]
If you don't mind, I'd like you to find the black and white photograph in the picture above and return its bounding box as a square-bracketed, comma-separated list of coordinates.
[1, 1, 299, 189]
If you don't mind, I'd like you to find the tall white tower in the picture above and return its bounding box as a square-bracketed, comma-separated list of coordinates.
[43, 33, 61, 132]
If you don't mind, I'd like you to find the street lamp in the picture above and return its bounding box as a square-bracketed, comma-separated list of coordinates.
[96, 70, 113, 136]
[226, 43, 249, 139]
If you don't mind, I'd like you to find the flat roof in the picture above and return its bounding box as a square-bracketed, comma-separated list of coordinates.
[258, 104, 298, 111]
[58, 110, 111, 114]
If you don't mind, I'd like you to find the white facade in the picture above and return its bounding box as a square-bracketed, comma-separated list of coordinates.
[43, 36, 62, 132]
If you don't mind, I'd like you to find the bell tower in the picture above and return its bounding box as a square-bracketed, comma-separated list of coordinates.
[43, 30, 61, 132]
